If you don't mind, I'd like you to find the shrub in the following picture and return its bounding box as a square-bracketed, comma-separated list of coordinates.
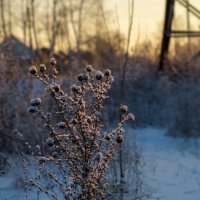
[27, 58, 134, 199]
[0, 38, 21, 153]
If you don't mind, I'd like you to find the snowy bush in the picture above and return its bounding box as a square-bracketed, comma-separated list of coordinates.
[0, 39, 23, 154]
[27, 58, 134, 199]
[0, 39, 49, 155]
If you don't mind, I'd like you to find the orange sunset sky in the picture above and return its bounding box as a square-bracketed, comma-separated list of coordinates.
[105, 0, 200, 45]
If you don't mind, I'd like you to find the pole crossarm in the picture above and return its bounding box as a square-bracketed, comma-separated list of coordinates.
[176, 0, 200, 19]
[159, 0, 200, 71]
[166, 30, 200, 37]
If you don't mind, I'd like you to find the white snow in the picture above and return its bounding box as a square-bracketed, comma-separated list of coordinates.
[0, 127, 200, 200]
[132, 128, 200, 200]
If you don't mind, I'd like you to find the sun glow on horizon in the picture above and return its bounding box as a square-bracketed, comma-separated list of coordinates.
[105, 0, 200, 47]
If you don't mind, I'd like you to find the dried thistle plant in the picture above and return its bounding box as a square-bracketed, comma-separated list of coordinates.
[27, 58, 134, 200]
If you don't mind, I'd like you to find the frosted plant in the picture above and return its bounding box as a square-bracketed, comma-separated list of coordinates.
[28, 58, 134, 200]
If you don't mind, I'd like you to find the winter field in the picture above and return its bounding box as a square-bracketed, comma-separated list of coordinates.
[135, 128, 200, 200]
[1, 0, 200, 199]
[0, 127, 200, 200]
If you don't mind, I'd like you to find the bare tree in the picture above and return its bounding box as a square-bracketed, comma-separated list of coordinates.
[69, 0, 78, 46]
[118, 1, 134, 199]
[0, 0, 8, 39]
[8, 0, 12, 36]
[61, 0, 72, 52]
[55, 0, 72, 53]
[97, 0, 111, 45]
[50, 0, 59, 55]
[44, 0, 51, 45]
[31, 0, 39, 49]
[119, 0, 134, 104]
[27, 6, 33, 52]
[77, 0, 85, 63]
[69, 0, 85, 64]
[21, 0, 28, 44]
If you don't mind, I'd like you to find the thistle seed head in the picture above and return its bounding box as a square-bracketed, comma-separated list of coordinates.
[86, 65, 93, 72]
[38, 157, 47, 165]
[46, 137, 54, 147]
[50, 57, 56, 65]
[53, 84, 60, 92]
[120, 105, 128, 113]
[127, 113, 135, 121]
[77, 74, 84, 81]
[28, 106, 37, 113]
[104, 69, 111, 77]
[105, 134, 111, 141]
[52, 151, 58, 158]
[39, 64, 46, 72]
[29, 66, 37, 75]
[95, 70, 104, 80]
[57, 122, 66, 129]
[31, 98, 42, 106]
[116, 135, 124, 143]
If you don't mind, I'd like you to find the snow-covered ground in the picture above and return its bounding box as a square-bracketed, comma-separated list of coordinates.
[0, 127, 200, 200]
[133, 128, 200, 200]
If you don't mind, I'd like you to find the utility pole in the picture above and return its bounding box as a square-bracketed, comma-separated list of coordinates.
[158, 0, 175, 71]
[159, 0, 200, 71]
